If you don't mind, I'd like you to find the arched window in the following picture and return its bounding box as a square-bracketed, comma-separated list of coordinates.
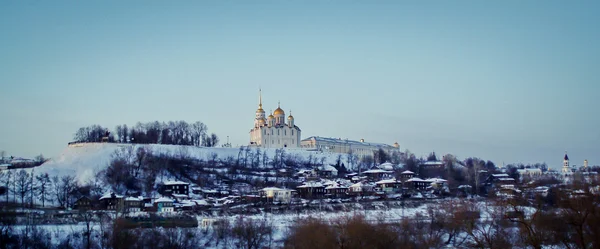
[264, 129, 266, 135]
[284, 130, 287, 136]
[292, 130, 294, 135]
[277, 130, 280, 136]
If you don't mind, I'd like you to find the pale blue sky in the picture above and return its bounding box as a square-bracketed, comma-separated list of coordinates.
[1, 1, 598, 169]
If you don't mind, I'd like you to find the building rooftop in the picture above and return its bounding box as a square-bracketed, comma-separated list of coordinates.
[301, 136, 396, 148]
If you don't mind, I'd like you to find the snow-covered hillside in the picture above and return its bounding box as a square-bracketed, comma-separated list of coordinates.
[38, 143, 349, 183]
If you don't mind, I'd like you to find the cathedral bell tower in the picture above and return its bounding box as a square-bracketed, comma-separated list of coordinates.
[254, 89, 266, 128]
[562, 152, 570, 174]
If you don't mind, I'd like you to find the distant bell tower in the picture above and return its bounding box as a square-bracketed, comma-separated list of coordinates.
[562, 151, 570, 173]
[584, 159, 588, 169]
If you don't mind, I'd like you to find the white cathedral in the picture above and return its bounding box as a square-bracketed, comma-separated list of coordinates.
[249, 90, 301, 148]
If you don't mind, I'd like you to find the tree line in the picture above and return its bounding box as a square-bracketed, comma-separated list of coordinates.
[0, 169, 96, 210]
[73, 120, 219, 147]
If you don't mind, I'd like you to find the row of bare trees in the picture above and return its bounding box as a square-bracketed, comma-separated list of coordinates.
[285, 188, 600, 249]
[74, 120, 219, 147]
[0, 169, 97, 209]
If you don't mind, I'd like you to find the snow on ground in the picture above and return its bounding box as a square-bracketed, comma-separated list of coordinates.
[37, 143, 349, 183]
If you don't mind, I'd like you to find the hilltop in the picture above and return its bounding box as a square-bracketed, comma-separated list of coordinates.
[37, 142, 349, 184]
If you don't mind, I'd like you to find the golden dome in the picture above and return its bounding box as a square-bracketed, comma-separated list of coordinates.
[287, 115, 294, 119]
[257, 107, 265, 113]
[268, 114, 274, 119]
[273, 107, 284, 115]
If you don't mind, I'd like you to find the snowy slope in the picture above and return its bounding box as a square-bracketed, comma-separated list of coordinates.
[37, 143, 349, 183]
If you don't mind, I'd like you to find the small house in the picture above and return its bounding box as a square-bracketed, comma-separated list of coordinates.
[74, 196, 93, 211]
[124, 196, 143, 212]
[296, 182, 326, 199]
[155, 197, 174, 213]
[259, 187, 295, 203]
[99, 192, 124, 211]
[158, 180, 190, 196]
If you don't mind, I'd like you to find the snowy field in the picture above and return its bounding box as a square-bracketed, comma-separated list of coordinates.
[13, 204, 433, 248]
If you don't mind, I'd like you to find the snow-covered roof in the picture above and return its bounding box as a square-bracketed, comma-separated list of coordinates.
[321, 165, 338, 172]
[124, 196, 143, 201]
[162, 180, 189, 185]
[155, 197, 174, 203]
[172, 194, 189, 198]
[301, 136, 397, 148]
[517, 168, 542, 174]
[375, 179, 398, 184]
[420, 161, 443, 165]
[0, 164, 10, 167]
[425, 178, 447, 183]
[498, 178, 515, 181]
[297, 182, 324, 188]
[401, 170, 414, 174]
[406, 177, 426, 182]
[325, 183, 349, 189]
[261, 187, 293, 192]
[194, 199, 210, 206]
[492, 174, 510, 178]
[261, 187, 283, 191]
[362, 169, 393, 174]
[349, 182, 365, 188]
[377, 162, 395, 171]
[99, 192, 123, 200]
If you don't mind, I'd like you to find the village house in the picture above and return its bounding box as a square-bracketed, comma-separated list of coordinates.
[317, 165, 338, 178]
[400, 170, 415, 181]
[296, 182, 326, 199]
[124, 197, 143, 212]
[158, 180, 190, 196]
[486, 174, 516, 187]
[155, 197, 174, 212]
[375, 179, 402, 193]
[99, 192, 124, 211]
[517, 168, 543, 178]
[325, 183, 349, 198]
[348, 182, 374, 196]
[259, 187, 295, 203]
[74, 196, 93, 211]
[406, 177, 430, 190]
[361, 169, 393, 181]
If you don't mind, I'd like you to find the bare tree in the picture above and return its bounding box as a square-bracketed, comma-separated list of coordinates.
[0, 170, 11, 204]
[52, 175, 77, 209]
[191, 121, 207, 146]
[15, 170, 31, 207]
[202, 133, 220, 147]
[232, 217, 273, 249]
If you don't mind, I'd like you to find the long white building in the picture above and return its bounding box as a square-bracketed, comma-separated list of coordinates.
[300, 136, 400, 158]
[249, 89, 301, 148]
